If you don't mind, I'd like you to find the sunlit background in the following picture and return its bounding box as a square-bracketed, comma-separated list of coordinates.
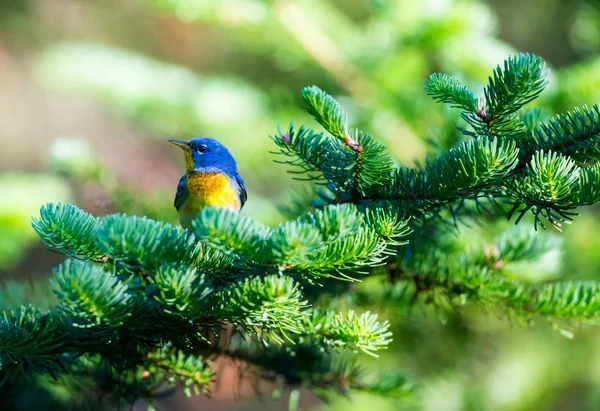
[3, 0, 600, 410]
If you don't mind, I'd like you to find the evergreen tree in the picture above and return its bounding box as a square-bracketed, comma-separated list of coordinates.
[2, 53, 600, 410]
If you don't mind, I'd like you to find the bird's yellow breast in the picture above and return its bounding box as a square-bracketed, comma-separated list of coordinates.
[184, 172, 241, 210]
[178, 172, 241, 229]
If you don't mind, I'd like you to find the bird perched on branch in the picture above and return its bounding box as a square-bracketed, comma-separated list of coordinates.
[169, 138, 247, 230]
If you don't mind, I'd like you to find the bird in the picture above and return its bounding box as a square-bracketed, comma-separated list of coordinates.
[169, 138, 247, 230]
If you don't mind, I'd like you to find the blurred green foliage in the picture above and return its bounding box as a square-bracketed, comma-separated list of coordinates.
[0, 175, 70, 271]
[3, 0, 600, 410]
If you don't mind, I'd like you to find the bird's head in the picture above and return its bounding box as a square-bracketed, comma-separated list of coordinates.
[169, 137, 238, 174]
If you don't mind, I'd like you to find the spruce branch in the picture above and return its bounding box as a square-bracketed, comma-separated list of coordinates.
[150, 265, 212, 317]
[393, 136, 519, 218]
[301, 86, 348, 140]
[420, 136, 519, 197]
[303, 310, 392, 358]
[300, 202, 363, 241]
[95, 214, 201, 271]
[194, 205, 409, 279]
[389, 225, 600, 326]
[145, 344, 214, 397]
[424, 73, 478, 112]
[272, 123, 328, 182]
[362, 203, 412, 246]
[529, 104, 600, 164]
[279, 55, 600, 229]
[216, 275, 308, 343]
[0, 306, 65, 383]
[52, 260, 148, 332]
[193, 206, 271, 266]
[273, 122, 395, 199]
[426, 54, 548, 139]
[11, 200, 403, 404]
[270, 220, 326, 265]
[533, 281, 600, 322]
[507, 150, 580, 228]
[11, 50, 600, 409]
[484, 53, 548, 118]
[32, 203, 104, 261]
[350, 129, 396, 197]
[576, 163, 600, 205]
[301, 85, 362, 153]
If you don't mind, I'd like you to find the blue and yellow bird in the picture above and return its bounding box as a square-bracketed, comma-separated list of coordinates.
[169, 138, 247, 230]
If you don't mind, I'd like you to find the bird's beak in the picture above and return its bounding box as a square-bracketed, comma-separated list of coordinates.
[168, 139, 191, 152]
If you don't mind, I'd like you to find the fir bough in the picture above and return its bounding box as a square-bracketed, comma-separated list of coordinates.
[3, 53, 600, 409]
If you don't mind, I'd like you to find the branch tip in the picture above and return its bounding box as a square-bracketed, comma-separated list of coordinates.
[345, 134, 363, 153]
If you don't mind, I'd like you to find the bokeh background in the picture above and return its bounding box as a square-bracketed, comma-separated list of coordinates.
[3, 0, 600, 410]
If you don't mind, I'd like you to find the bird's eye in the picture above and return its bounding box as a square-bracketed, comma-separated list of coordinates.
[198, 144, 208, 153]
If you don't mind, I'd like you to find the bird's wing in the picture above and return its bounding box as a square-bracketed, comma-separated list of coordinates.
[174, 175, 189, 210]
[235, 174, 247, 209]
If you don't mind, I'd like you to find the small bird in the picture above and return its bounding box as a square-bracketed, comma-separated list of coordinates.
[169, 138, 247, 230]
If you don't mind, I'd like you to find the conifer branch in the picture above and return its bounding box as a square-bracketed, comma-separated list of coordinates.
[301, 86, 349, 142]
[2, 200, 399, 404]
[32, 203, 104, 262]
[150, 265, 212, 316]
[426, 54, 548, 140]
[95, 215, 201, 270]
[533, 281, 600, 322]
[53, 260, 138, 329]
[389, 225, 600, 324]
[278, 55, 600, 229]
[301, 85, 363, 153]
[7, 52, 600, 408]
[0, 306, 65, 383]
[302, 310, 392, 358]
[194, 205, 409, 279]
[529, 104, 600, 164]
[216, 275, 309, 343]
[484, 53, 548, 118]
[425, 73, 478, 111]
[145, 344, 214, 397]
[394, 136, 519, 204]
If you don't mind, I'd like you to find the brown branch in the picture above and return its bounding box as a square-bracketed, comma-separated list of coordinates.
[344, 134, 363, 153]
